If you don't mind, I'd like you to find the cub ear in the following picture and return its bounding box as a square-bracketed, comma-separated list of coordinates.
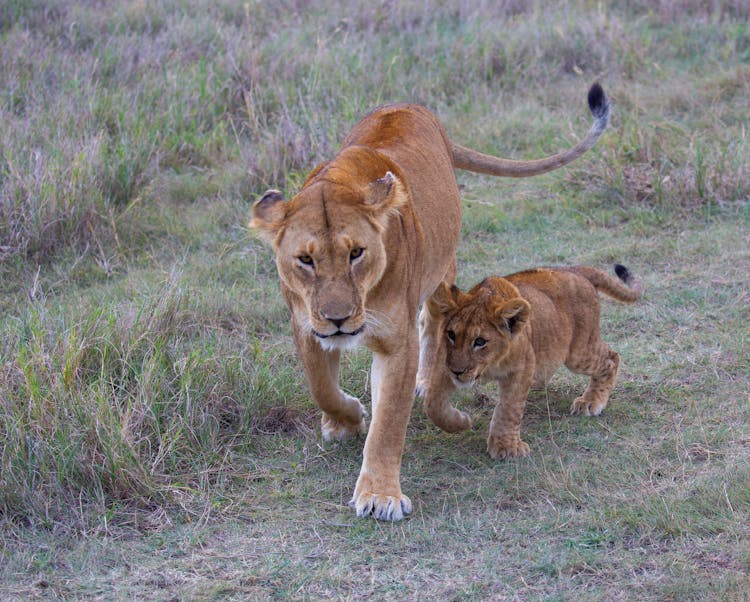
[426, 282, 460, 317]
[250, 190, 287, 243]
[492, 298, 530, 337]
[364, 171, 408, 212]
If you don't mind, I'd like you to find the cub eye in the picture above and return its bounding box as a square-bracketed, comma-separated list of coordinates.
[473, 337, 487, 349]
[349, 247, 364, 261]
[446, 330, 456, 343]
[297, 254, 314, 266]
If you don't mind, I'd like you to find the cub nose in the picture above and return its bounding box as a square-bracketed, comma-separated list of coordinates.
[451, 368, 466, 377]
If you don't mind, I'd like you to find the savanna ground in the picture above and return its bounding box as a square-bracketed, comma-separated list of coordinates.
[1, 1, 749, 600]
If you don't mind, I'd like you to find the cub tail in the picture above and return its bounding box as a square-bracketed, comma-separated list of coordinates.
[571, 264, 644, 303]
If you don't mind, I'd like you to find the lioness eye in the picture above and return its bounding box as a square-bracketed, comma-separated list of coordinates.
[473, 337, 487, 349]
[446, 330, 456, 343]
[350, 247, 364, 261]
[297, 254, 314, 266]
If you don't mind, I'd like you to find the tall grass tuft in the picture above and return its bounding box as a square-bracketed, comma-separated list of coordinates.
[0, 276, 285, 532]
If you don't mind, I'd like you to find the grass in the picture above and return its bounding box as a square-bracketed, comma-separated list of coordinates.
[1, 0, 749, 599]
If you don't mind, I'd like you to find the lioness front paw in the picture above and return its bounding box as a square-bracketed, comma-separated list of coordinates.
[570, 396, 607, 417]
[349, 490, 413, 522]
[487, 435, 530, 460]
[349, 473, 413, 522]
[321, 395, 367, 441]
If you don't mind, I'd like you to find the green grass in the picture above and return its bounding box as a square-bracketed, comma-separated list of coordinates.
[2, 1, 749, 600]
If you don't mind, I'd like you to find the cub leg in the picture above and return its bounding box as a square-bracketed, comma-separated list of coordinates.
[568, 344, 620, 417]
[487, 371, 533, 460]
[293, 322, 366, 441]
[422, 344, 472, 433]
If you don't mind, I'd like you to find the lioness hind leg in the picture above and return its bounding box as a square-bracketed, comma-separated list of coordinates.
[415, 303, 440, 397]
[569, 346, 620, 416]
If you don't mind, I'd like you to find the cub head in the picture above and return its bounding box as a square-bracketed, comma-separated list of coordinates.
[250, 153, 408, 352]
[427, 279, 531, 387]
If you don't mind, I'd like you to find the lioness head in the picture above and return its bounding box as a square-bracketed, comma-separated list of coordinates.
[251, 152, 408, 351]
[428, 279, 531, 387]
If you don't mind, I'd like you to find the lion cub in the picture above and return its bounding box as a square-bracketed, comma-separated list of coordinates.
[423, 265, 643, 460]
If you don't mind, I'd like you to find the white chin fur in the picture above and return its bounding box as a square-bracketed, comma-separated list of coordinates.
[316, 332, 365, 352]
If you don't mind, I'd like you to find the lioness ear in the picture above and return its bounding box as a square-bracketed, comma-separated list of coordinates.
[364, 171, 408, 211]
[302, 161, 329, 186]
[493, 298, 530, 337]
[250, 189, 287, 243]
[427, 282, 458, 317]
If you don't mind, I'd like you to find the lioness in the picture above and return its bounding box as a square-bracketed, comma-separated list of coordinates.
[251, 84, 609, 521]
[423, 265, 643, 460]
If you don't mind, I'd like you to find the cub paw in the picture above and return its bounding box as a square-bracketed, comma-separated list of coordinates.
[321, 396, 367, 441]
[349, 489, 413, 522]
[431, 408, 472, 433]
[487, 435, 530, 460]
[570, 396, 608, 417]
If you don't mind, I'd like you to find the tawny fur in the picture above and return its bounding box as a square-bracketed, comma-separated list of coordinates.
[250, 85, 610, 521]
[424, 265, 643, 460]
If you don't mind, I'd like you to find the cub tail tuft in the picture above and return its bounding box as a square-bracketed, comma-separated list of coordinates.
[613, 263, 644, 299]
[614, 263, 630, 282]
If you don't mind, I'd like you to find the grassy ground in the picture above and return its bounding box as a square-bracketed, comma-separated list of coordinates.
[1, 1, 749, 600]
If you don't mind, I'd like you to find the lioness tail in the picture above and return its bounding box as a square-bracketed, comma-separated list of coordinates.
[451, 83, 610, 178]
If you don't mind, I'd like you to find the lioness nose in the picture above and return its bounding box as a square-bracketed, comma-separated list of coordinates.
[321, 303, 354, 328]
